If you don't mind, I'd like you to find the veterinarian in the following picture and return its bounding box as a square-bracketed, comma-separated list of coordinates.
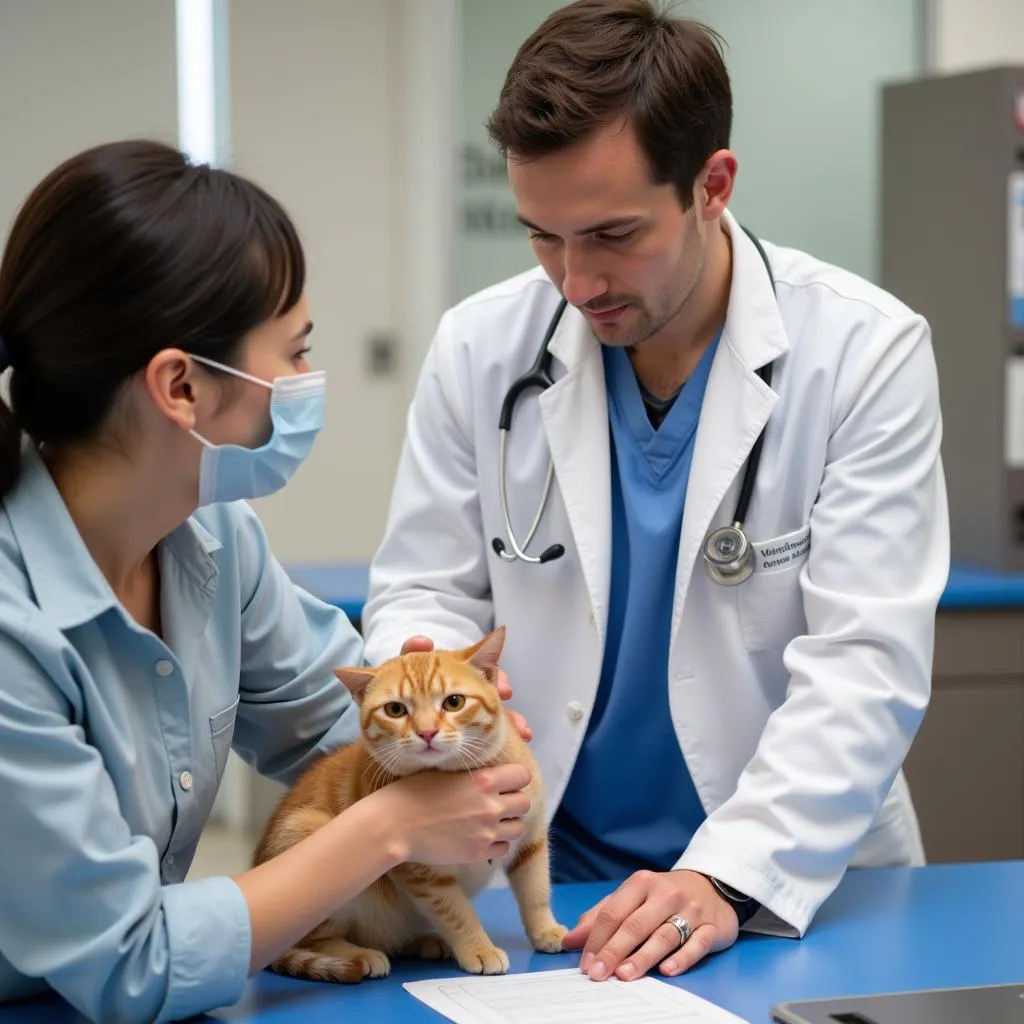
[0, 140, 534, 1024]
[362, 0, 950, 984]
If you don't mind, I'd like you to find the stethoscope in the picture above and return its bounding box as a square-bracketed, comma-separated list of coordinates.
[492, 226, 775, 585]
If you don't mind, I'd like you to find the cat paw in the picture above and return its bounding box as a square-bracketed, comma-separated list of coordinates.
[410, 934, 453, 960]
[349, 948, 391, 980]
[529, 923, 569, 953]
[456, 944, 510, 975]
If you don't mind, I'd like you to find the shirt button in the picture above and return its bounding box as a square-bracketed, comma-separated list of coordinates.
[155, 660, 174, 677]
[164, 853, 175, 868]
[566, 701, 584, 722]
[178, 770, 193, 791]
[588, 611, 596, 628]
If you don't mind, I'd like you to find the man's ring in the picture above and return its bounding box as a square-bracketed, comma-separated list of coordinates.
[665, 915, 691, 948]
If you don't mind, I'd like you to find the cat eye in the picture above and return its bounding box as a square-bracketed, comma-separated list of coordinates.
[442, 694, 466, 712]
[383, 701, 407, 718]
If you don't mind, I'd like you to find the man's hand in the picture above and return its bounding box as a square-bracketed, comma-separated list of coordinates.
[562, 869, 739, 980]
[399, 635, 532, 742]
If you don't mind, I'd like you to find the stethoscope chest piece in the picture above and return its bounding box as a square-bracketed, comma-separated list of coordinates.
[703, 523, 755, 586]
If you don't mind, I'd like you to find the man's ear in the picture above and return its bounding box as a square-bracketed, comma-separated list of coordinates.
[460, 626, 506, 684]
[335, 667, 377, 704]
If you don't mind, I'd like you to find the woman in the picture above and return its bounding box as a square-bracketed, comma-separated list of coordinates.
[0, 140, 531, 1024]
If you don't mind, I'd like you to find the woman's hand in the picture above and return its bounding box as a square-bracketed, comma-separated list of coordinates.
[378, 763, 532, 865]
[400, 634, 532, 741]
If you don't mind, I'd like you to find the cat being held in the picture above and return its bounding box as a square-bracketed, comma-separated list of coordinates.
[252, 626, 567, 983]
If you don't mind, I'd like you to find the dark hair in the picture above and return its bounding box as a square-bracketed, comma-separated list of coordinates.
[486, 0, 731, 205]
[0, 138, 305, 498]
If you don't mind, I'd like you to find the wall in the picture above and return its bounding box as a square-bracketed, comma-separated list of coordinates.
[929, 0, 1024, 73]
[456, 0, 925, 300]
[227, 0, 408, 564]
[395, 0, 459, 385]
[0, 0, 178, 242]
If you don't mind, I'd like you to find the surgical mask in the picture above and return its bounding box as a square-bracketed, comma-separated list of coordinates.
[187, 353, 326, 506]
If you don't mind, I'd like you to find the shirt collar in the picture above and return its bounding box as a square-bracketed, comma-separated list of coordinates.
[3, 445, 222, 631]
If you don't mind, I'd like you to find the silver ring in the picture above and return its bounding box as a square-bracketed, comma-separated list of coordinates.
[665, 915, 691, 949]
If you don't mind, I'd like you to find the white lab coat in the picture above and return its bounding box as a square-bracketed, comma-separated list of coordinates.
[363, 211, 950, 937]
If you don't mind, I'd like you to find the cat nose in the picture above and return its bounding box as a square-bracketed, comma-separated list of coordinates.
[417, 729, 438, 745]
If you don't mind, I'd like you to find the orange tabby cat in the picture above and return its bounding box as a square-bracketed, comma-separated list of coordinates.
[252, 626, 567, 983]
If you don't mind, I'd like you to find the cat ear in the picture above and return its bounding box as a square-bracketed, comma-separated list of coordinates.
[461, 626, 506, 684]
[334, 667, 377, 703]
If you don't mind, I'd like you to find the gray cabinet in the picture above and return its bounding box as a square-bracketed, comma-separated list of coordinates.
[904, 611, 1024, 862]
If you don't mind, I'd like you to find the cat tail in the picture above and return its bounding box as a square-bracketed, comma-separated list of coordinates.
[270, 947, 372, 984]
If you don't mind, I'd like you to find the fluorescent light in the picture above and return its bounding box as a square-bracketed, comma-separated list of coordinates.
[175, 0, 216, 165]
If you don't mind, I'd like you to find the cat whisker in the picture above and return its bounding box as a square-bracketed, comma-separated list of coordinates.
[458, 737, 496, 753]
[456, 739, 499, 770]
[452, 744, 490, 772]
[382, 746, 408, 778]
[368, 743, 406, 790]
[453, 751, 485, 772]
[453, 750, 485, 780]
[450, 746, 474, 773]
[368, 758, 389, 790]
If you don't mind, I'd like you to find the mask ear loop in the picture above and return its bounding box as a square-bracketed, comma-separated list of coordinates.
[188, 428, 215, 447]
[188, 353, 273, 390]
[186, 353, 277, 448]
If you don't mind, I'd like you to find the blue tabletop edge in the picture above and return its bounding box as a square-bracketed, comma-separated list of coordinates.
[937, 562, 1024, 609]
[284, 561, 1024, 617]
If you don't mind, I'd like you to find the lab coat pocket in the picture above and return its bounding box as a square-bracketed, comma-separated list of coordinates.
[737, 525, 810, 652]
[209, 695, 240, 781]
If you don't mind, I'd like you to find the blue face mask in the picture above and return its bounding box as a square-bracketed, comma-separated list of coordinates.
[187, 354, 326, 506]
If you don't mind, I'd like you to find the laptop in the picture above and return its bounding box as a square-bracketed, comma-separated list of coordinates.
[771, 982, 1024, 1023]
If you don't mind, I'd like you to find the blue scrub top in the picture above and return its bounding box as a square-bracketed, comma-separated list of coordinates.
[550, 332, 721, 882]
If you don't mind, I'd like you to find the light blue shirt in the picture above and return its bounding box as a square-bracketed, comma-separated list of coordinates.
[0, 447, 363, 1023]
[551, 335, 720, 882]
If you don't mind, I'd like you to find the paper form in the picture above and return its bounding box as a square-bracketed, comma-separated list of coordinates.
[403, 967, 749, 1024]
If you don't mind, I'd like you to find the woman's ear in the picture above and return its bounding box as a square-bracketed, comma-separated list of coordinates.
[143, 348, 199, 431]
[335, 667, 377, 703]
